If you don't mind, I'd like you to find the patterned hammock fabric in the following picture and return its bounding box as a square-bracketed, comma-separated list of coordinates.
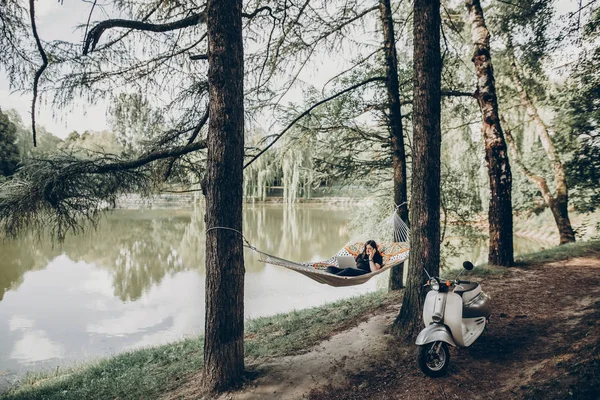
[256, 241, 410, 287]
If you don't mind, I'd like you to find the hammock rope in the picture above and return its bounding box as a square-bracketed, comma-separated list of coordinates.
[206, 205, 410, 287]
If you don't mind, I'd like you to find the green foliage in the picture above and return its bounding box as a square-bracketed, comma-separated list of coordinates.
[2, 338, 205, 400]
[551, 6, 600, 213]
[61, 129, 126, 156]
[244, 128, 280, 201]
[108, 93, 166, 152]
[0, 108, 20, 177]
[3, 110, 62, 161]
[0, 153, 151, 241]
[296, 71, 399, 189]
[489, 0, 553, 75]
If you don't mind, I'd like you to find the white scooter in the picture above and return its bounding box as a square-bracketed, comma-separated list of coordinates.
[416, 261, 491, 377]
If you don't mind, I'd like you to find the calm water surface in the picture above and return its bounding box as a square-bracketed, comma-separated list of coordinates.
[0, 204, 551, 385]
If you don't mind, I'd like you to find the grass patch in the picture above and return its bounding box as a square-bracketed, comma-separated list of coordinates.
[2, 290, 396, 400]
[515, 240, 600, 266]
[1, 339, 205, 400]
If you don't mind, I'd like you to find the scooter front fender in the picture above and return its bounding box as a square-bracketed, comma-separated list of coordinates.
[415, 324, 457, 347]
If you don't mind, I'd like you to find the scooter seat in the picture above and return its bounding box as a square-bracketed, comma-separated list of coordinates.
[453, 282, 479, 296]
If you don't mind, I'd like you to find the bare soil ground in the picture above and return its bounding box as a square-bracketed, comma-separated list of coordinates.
[179, 257, 600, 400]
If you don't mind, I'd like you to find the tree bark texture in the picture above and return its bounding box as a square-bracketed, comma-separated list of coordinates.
[379, 0, 408, 291]
[203, 0, 245, 393]
[466, 0, 514, 266]
[393, 0, 441, 339]
[510, 64, 575, 244]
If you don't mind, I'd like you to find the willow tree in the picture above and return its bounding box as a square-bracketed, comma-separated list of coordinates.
[465, 0, 514, 266]
[393, 0, 441, 338]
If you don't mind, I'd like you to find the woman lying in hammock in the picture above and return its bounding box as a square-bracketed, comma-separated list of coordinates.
[326, 240, 383, 276]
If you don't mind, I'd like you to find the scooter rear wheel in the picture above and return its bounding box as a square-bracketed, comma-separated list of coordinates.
[417, 341, 450, 377]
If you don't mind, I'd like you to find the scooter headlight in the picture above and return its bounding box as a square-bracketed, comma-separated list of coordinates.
[430, 278, 440, 291]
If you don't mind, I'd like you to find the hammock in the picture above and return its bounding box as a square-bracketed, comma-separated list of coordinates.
[255, 241, 410, 287]
[253, 208, 410, 287]
[208, 206, 410, 287]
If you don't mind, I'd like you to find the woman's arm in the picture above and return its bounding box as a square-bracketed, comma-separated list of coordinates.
[368, 258, 381, 271]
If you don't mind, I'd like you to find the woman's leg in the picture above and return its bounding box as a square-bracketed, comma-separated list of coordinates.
[326, 266, 344, 274]
[336, 268, 369, 276]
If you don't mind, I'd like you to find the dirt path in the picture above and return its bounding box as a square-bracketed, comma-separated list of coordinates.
[222, 306, 401, 400]
[209, 257, 600, 399]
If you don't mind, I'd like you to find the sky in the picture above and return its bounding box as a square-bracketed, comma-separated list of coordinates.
[0, 0, 110, 139]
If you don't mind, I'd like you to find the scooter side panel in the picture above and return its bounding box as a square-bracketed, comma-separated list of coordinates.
[415, 324, 457, 347]
[444, 292, 465, 347]
[461, 317, 487, 347]
[461, 285, 481, 304]
[462, 292, 491, 319]
[423, 290, 441, 326]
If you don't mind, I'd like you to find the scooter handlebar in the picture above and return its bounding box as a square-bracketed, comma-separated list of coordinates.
[456, 280, 471, 284]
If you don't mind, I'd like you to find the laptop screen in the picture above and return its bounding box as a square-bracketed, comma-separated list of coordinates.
[336, 256, 356, 268]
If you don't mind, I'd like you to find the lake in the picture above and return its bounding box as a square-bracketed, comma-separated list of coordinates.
[0, 204, 551, 386]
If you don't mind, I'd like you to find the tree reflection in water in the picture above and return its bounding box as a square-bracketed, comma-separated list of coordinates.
[0, 205, 352, 303]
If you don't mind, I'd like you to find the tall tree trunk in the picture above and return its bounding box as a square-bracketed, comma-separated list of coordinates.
[465, 0, 514, 266]
[392, 0, 441, 339]
[379, 0, 409, 291]
[203, 0, 245, 393]
[509, 62, 575, 244]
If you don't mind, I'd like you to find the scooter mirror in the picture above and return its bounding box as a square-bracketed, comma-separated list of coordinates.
[463, 261, 474, 271]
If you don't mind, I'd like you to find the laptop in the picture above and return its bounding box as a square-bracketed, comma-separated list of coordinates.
[336, 256, 356, 269]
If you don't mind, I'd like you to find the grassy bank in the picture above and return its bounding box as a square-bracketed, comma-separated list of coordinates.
[516, 240, 600, 266]
[2, 290, 399, 400]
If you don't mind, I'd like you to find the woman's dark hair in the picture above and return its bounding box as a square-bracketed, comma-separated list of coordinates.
[361, 240, 380, 258]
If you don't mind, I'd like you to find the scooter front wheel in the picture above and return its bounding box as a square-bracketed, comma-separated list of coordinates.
[417, 341, 450, 377]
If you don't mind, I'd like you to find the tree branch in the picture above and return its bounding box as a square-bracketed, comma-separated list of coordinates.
[29, 0, 49, 148]
[243, 76, 386, 169]
[190, 53, 208, 60]
[242, 6, 275, 19]
[82, 0, 98, 51]
[92, 140, 207, 174]
[441, 90, 475, 97]
[0, 140, 207, 241]
[163, 107, 210, 179]
[83, 12, 206, 55]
